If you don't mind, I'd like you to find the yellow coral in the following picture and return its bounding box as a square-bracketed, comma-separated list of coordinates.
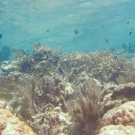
[0, 108, 36, 135]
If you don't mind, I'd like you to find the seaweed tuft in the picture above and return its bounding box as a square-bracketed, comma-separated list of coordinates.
[69, 78, 102, 135]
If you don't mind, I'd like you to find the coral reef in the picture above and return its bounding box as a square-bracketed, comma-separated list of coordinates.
[0, 73, 74, 134]
[0, 108, 36, 135]
[1, 44, 135, 134]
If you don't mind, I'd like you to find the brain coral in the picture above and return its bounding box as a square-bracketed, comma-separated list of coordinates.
[102, 101, 135, 127]
[0, 108, 36, 135]
[97, 125, 135, 135]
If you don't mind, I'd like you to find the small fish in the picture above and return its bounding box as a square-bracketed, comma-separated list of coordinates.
[1, 69, 7, 73]
[105, 38, 109, 43]
[133, 27, 135, 30]
[74, 30, 79, 34]
[129, 31, 132, 35]
[127, 19, 132, 24]
[46, 30, 49, 32]
[0, 34, 2, 39]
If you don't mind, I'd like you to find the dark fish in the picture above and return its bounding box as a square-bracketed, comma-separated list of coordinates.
[105, 38, 109, 43]
[0, 34, 2, 39]
[1, 69, 7, 73]
[74, 30, 78, 34]
[46, 30, 49, 32]
[129, 31, 132, 35]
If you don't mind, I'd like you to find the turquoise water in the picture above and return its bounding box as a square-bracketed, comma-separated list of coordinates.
[0, 0, 135, 53]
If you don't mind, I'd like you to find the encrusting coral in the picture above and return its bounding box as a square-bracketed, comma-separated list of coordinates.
[102, 101, 135, 127]
[0, 108, 36, 135]
[97, 125, 135, 135]
[97, 101, 135, 135]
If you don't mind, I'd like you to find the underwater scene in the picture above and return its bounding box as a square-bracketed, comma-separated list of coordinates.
[0, 0, 135, 135]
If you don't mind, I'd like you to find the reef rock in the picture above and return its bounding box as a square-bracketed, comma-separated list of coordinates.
[102, 101, 135, 127]
[98, 125, 135, 135]
[102, 82, 135, 113]
[0, 108, 36, 135]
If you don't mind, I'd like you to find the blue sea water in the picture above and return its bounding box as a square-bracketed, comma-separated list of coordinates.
[0, 0, 135, 53]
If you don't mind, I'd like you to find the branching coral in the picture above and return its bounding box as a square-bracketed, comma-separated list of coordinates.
[14, 44, 134, 83]
[33, 43, 61, 65]
[16, 44, 62, 76]
[58, 50, 133, 83]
